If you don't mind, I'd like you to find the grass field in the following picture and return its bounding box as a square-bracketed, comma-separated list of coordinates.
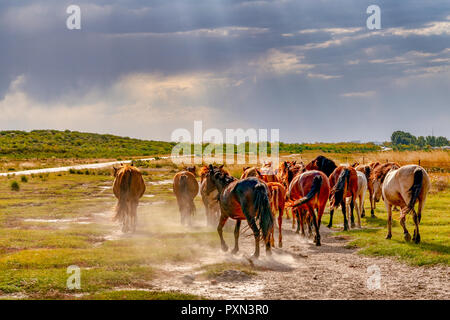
[0, 155, 448, 299]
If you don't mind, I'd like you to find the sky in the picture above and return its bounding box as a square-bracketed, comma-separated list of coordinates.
[0, 0, 449, 143]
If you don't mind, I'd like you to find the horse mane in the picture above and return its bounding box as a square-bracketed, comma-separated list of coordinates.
[371, 162, 400, 182]
[307, 155, 337, 176]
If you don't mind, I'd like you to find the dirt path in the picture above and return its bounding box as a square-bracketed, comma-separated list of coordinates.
[149, 222, 450, 300]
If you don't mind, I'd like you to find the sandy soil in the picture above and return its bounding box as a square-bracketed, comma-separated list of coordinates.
[149, 222, 450, 300]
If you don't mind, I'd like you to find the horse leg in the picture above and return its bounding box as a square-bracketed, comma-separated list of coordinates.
[231, 220, 241, 254]
[342, 201, 349, 231]
[296, 210, 304, 235]
[309, 208, 321, 246]
[371, 192, 376, 217]
[247, 217, 260, 258]
[307, 213, 313, 238]
[292, 208, 296, 229]
[385, 203, 392, 239]
[217, 213, 229, 252]
[327, 208, 334, 228]
[350, 197, 355, 228]
[130, 201, 138, 233]
[278, 207, 283, 248]
[399, 208, 411, 242]
[356, 194, 362, 228]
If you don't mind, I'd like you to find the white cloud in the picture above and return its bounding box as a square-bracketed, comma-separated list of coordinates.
[340, 91, 376, 98]
[250, 48, 314, 74]
[0, 74, 248, 140]
[307, 73, 341, 80]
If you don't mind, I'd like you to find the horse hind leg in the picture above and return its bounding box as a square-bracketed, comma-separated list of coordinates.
[342, 202, 349, 231]
[247, 217, 260, 259]
[399, 208, 411, 242]
[308, 208, 321, 246]
[278, 207, 283, 248]
[217, 213, 229, 252]
[350, 197, 355, 228]
[232, 220, 241, 254]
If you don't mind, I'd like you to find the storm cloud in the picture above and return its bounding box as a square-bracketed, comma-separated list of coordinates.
[0, 0, 449, 142]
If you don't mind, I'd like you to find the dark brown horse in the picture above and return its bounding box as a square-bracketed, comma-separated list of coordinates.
[113, 164, 146, 233]
[355, 162, 381, 217]
[266, 182, 286, 248]
[173, 169, 199, 226]
[286, 170, 330, 246]
[328, 166, 358, 230]
[305, 155, 338, 177]
[206, 164, 274, 258]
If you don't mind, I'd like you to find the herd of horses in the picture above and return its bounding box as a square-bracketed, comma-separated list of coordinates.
[112, 155, 430, 258]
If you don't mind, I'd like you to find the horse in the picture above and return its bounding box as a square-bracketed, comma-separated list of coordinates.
[206, 164, 274, 258]
[345, 171, 367, 228]
[173, 169, 199, 226]
[286, 170, 330, 246]
[373, 164, 430, 243]
[277, 161, 304, 227]
[355, 162, 380, 217]
[199, 165, 221, 226]
[112, 164, 146, 233]
[305, 155, 338, 177]
[371, 162, 401, 204]
[241, 167, 264, 180]
[260, 161, 279, 183]
[327, 166, 358, 230]
[266, 182, 286, 248]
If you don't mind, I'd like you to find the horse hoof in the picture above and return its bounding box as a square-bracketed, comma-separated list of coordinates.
[385, 234, 392, 240]
[404, 233, 411, 242]
[327, 224, 332, 229]
[315, 241, 321, 246]
[371, 209, 375, 216]
[371, 214, 376, 218]
[361, 212, 365, 218]
[278, 242, 283, 248]
[415, 235, 421, 244]
[351, 223, 355, 228]
[221, 244, 229, 252]
[231, 248, 239, 254]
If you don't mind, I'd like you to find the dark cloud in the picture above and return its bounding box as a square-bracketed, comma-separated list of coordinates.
[0, 0, 449, 142]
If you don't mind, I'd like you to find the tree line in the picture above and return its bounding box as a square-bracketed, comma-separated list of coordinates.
[390, 131, 449, 149]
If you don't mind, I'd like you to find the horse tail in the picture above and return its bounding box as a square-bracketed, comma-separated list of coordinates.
[364, 166, 371, 182]
[254, 183, 274, 243]
[405, 168, 423, 215]
[332, 169, 350, 207]
[291, 175, 322, 208]
[114, 168, 132, 223]
[180, 175, 195, 216]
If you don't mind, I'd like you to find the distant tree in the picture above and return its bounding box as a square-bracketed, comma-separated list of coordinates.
[426, 135, 436, 147]
[391, 131, 416, 145]
[436, 136, 449, 147]
[417, 136, 426, 148]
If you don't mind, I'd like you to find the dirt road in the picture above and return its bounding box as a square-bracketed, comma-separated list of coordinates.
[150, 223, 449, 300]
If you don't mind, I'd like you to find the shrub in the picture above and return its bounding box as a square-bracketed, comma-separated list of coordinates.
[11, 181, 20, 191]
[21, 176, 28, 183]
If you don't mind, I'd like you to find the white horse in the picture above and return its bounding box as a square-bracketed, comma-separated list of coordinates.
[346, 171, 367, 228]
[374, 164, 430, 244]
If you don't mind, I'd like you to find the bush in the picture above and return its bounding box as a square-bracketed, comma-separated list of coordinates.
[11, 181, 20, 191]
[21, 176, 28, 183]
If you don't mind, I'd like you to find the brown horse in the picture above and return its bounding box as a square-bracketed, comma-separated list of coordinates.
[206, 164, 274, 258]
[266, 182, 286, 248]
[328, 166, 358, 230]
[241, 167, 264, 180]
[200, 165, 221, 226]
[286, 170, 330, 246]
[173, 169, 199, 226]
[380, 165, 430, 244]
[354, 162, 380, 217]
[305, 155, 338, 177]
[113, 164, 146, 233]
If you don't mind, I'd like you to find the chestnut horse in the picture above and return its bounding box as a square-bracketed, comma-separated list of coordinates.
[260, 161, 279, 183]
[200, 166, 220, 226]
[328, 166, 358, 230]
[355, 162, 381, 217]
[266, 182, 286, 248]
[286, 170, 330, 246]
[305, 155, 337, 177]
[173, 169, 199, 226]
[206, 164, 273, 258]
[113, 164, 146, 233]
[345, 171, 367, 228]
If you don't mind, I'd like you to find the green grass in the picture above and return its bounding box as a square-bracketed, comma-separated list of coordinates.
[327, 190, 450, 266]
[0, 159, 448, 299]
